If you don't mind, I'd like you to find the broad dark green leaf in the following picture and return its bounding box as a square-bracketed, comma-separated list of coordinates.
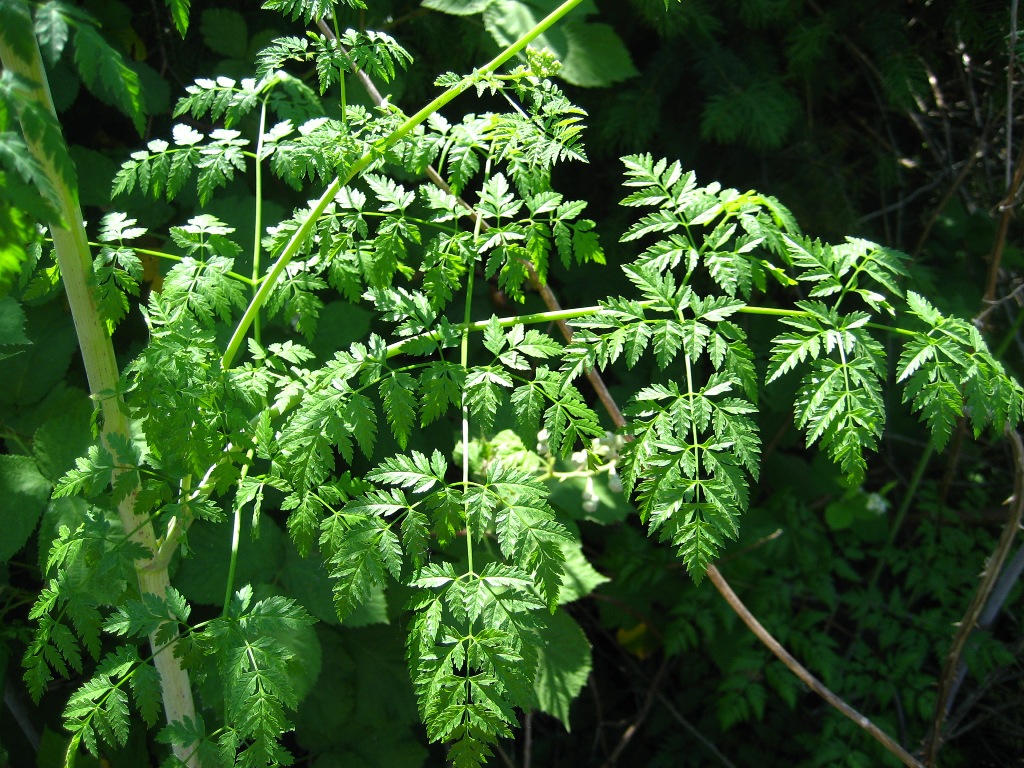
[0, 455, 50, 562]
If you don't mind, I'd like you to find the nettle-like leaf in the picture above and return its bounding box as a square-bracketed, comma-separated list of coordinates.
[338, 29, 413, 84]
[898, 291, 1024, 449]
[262, 0, 367, 25]
[93, 213, 145, 332]
[34, 0, 75, 66]
[165, 0, 191, 36]
[620, 374, 760, 582]
[0, 70, 77, 197]
[767, 301, 885, 482]
[70, 19, 145, 134]
[198, 589, 315, 766]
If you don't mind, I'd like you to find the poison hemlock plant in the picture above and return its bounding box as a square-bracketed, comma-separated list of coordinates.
[3, 0, 1022, 766]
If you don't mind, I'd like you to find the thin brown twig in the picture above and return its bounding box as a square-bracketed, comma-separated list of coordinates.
[522, 710, 533, 768]
[598, 656, 669, 768]
[654, 692, 738, 768]
[707, 566, 926, 768]
[493, 743, 518, 768]
[923, 428, 1024, 765]
[983, 139, 1024, 305]
[945, 638, 1024, 740]
[912, 142, 983, 257]
[520, 227, 924, 767]
[336, 26, 925, 767]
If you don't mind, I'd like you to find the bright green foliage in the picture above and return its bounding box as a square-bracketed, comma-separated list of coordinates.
[166, 0, 191, 36]
[114, 122, 251, 205]
[62, 646, 161, 756]
[0, 67, 74, 210]
[767, 301, 887, 482]
[20, 0, 146, 134]
[192, 588, 315, 767]
[390, 453, 573, 758]
[8, 0, 1024, 766]
[69, 24, 144, 134]
[24, 514, 151, 704]
[93, 212, 144, 332]
[898, 291, 1024, 448]
[256, 29, 412, 94]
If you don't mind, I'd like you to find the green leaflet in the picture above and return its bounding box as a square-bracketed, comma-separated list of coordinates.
[898, 291, 1024, 448]
[165, 0, 191, 36]
[0, 293, 30, 351]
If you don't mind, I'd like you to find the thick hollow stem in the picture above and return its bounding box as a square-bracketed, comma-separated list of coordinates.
[0, 13, 198, 767]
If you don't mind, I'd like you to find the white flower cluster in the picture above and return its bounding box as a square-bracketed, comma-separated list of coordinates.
[537, 429, 625, 513]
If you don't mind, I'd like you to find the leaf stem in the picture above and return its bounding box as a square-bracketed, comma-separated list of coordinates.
[462, 156, 491, 577]
[83, 242, 256, 285]
[252, 98, 270, 344]
[222, 462, 247, 615]
[381, 302, 917, 361]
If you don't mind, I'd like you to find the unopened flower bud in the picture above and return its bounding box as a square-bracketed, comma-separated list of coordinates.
[608, 466, 623, 494]
[582, 476, 599, 513]
[536, 428, 550, 456]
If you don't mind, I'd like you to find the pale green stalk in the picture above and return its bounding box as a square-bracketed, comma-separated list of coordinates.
[223, 476, 245, 615]
[461, 269, 476, 576]
[0, 8, 198, 766]
[252, 97, 270, 344]
[461, 153, 491, 577]
[330, 8, 346, 124]
[84, 242, 256, 284]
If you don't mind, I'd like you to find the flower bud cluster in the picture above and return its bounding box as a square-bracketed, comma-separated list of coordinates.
[537, 429, 626, 513]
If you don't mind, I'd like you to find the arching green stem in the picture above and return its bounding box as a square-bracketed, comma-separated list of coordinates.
[220, 0, 586, 370]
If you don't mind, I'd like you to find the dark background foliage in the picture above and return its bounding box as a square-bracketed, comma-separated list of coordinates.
[3, 1, 1024, 766]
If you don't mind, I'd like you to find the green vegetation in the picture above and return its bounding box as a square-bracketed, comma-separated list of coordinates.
[2, 1, 1024, 766]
